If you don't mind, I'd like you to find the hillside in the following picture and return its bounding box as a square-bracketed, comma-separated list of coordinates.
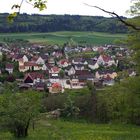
[0, 119, 140, 140]
[0, 13, 128, 33]
[0, 31, 126, 45]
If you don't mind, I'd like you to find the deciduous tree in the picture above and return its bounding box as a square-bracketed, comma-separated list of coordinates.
[0, 90, 41, 137]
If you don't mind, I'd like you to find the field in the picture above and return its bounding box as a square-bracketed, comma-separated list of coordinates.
[0, 119, 140, 140]
[0, 31, 126, 45]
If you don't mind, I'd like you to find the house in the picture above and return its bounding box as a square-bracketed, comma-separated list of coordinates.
[74, 64, 85, 70]
[49, 73, 60, 83]
[70, 70, 94, 89]
[97, 47, 105, 53]
[88, 60, 99, 70]
[72, 58, 82, 65]
[60, 79, 71, 89]
[24, 72, 45, 85]
[49, 66, 60, 74]
[12, 54, 28, 62]
[81, 58, 88, 65]
[102, 75, 115, 86]
[97, 55, 115, 66]
[95, 70, 117, 79]
[58, 59, 70, 68]
[5, 63, 14, 74]
[33, 82, 45, 91]
[19, 62, 41, 72]
[49, 82, 63, 93]
[82, 47, 92, 52]
[52, 51, 63, 58]
[65, 66, 75, 76]
[35, 56, 45, 65]
[70, 75, 81, 89]
[75, 70, 94, 81]
[128, 69, 136, 77]
[48, 57, 55, 66]
[42, 63, 50, 71]
[19, 83, 31, 90]
[41, 55, 48, 62]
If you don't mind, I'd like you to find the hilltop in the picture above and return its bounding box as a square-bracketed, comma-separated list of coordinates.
[0, 13, 128, 33]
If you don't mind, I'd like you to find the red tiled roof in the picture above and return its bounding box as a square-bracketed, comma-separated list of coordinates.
[102, 55, 111, 62]
[24, 62, 39, 67]
[52, 83, 62, 88]
[51, 66, 60, 73]
[31, 56, 39, 62]
[103, 75, 112, 81]
[60, 59, 69, 65]
[24, 72, 45, 80]
[75, 70, 91, 75]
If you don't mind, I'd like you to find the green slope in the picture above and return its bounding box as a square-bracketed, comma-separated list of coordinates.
[0, 119, 140, 140]
[0, 31, 126, 45]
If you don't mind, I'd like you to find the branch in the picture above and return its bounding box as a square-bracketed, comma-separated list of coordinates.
[25, 0, 34, 6]
[19, 0, 24, 13]
[84, 3, 140, 31]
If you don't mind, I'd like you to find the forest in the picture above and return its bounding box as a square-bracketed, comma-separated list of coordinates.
[0, 13, 128, 33]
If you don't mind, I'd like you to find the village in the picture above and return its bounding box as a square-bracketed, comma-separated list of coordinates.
[0, 41, 136, 93]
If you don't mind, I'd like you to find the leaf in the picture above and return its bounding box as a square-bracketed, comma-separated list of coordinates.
[11, 4, 20, 10]
[34, 0, 47, 11]
[7, 12, 18, 23]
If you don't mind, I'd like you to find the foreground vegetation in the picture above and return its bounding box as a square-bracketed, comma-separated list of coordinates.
[0, 119, 140, 140]
[0, 31, 126, 45]
[0, 75, 140, 138]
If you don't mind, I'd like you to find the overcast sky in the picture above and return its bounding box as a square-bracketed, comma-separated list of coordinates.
[0, 0, 132, 17]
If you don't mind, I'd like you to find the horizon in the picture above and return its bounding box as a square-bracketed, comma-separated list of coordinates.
[0, 12, 129, 18]
[0, 0, 132, 17]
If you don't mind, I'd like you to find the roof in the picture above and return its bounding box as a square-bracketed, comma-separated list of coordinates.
[88, 60, 97, 65]
[73, 58, 83, 63]
[101, 55, 112, 62]
[12, 54, 24, 60]
[74, 64, 84, 67]
[60, 59, 69, 65]
[31, 56, 39, 62]
[51, 66, 60, 73]
[24, 62, 39, 67]
[75, 70, 92, 75]
[98, 47, 104, 52]
[34, 82, 45, 90]
[6, 63, 14, 69]
[24, 72, 45, 80]
[52, 83, 62, 88]
[103, 75, 113, 81]
[97, 69, 115, 75]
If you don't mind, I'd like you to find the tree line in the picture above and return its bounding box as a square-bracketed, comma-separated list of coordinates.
[0, 13, 128, 33]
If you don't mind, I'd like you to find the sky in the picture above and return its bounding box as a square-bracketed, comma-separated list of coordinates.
[0, 0, 132, 17]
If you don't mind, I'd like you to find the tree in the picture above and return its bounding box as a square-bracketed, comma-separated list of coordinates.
[86, 81, 97, 122]
[84, 2, 140, 30]
[59, 69, 65, 79]
[0, 90, 41, 137]
[62, 96, 80, 118]
[9, 0, 47, 22]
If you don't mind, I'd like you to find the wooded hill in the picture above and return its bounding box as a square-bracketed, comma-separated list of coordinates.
[0, 13, 128, 33]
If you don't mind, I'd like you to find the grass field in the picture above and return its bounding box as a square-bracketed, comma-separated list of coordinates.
[0, 31, 126, 45]
[0, 119, 140, 140]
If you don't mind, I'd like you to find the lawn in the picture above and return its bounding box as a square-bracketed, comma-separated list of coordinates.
[0, 119, 140, 140]
[0, 31, 126, 45]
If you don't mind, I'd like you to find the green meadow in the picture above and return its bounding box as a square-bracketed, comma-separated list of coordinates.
[0, 119, 140, 140]
[0, 31, 126, 45]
